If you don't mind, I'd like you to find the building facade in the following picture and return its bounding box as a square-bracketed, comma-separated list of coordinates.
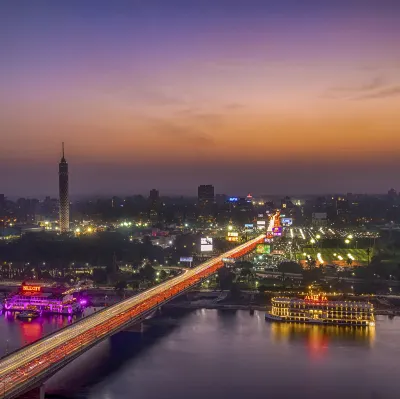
[198, 185, 214, 204]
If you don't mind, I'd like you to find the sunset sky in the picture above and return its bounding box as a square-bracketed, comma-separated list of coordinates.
[1, 0, 400, 197]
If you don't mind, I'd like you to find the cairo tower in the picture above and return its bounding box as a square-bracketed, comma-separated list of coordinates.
[59, 143, 69, 232]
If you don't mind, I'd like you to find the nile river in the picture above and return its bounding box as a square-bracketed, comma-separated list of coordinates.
[1, 309, 400, 399]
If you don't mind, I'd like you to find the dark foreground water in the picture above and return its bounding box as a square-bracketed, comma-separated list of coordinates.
[1, 309, 400, 399]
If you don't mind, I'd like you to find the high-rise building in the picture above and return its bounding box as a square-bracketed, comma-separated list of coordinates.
[198, 185, 214, 204]
[59, 143, 69, 232]
[149, 189, 160, 205]
[149, 189, 160, 223]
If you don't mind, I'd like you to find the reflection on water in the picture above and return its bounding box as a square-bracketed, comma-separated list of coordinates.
[270, 322, 375, 350]
[0, 310, 81, 355]
[1, 309, 400, 399]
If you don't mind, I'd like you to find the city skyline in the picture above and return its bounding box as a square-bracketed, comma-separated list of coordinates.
[1, 0, 400, 196]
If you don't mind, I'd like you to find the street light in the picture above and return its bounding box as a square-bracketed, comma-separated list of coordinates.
[345, 239, 350, 244]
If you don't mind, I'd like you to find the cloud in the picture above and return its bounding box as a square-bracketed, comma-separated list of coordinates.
[226, 103, 244, 110]
[355, 86, 400, 100]
[324, 76, 400, 101]
[147, 118, 215, 147]
[327, 76, 386, 96]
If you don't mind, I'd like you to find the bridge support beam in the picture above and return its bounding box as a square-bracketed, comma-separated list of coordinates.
[17, 384, 45, 399]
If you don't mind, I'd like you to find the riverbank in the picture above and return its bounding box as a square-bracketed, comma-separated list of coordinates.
[165, 294, 400, 316]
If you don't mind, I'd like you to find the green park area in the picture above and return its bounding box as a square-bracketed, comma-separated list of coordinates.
[299, 248, 371, 265]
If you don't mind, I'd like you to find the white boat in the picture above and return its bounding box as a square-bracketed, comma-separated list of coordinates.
[17, 310, 40, 320]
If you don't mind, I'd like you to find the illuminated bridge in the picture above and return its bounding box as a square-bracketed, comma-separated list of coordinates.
[0, 235, 265, 399]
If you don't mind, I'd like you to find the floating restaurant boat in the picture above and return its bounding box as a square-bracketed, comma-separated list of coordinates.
[266, 293, 375, 327]
[17, 310, 40, 320]
[4, 283, 81, 315]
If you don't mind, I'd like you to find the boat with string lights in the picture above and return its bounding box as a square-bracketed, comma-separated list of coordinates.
[266, 293, 375, 327]
[3, 283, 80, 315]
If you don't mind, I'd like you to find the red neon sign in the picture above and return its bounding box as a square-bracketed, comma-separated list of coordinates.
[22, 285, 41, 292]
[305, 294, 327, 303]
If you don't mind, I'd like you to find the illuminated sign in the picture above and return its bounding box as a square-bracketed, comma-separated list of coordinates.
[222, 257, 235, 264]
[257, 220, 266, 226]
[180, 257, 193, 262]
[227, 232, 239, 237]
[22, 285, 41, 293]
[228, 197, 238, 202]
[200, 237, 213, 252]
[258, 214, 264, 218]
[272, 227, 282, 236]
[281, 218, 293, 226]
[227, 236, 239, 242]
[271, 250, 284, 255]
[244, 224, 254, 228]
[256, 244, 271, 254]
[305, 294, 328, 303]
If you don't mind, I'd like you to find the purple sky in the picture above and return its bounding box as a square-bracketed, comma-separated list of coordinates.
[1, 0, 400, 197]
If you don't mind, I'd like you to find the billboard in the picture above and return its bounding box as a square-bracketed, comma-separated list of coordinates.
[244, 224, 254, 229]
[256, 244, 271, 254]
[281, 218, 293, 226]
[227, 232, 238, 242]
[272, 226, 282, 236]
[257, 220, 266, 229]
[228, 197, 238, 202]
[180, 257, 193, 262]
[201, 237, 213, 252]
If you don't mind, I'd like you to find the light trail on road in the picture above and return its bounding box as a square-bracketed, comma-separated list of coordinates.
[0, 235, 265, 399]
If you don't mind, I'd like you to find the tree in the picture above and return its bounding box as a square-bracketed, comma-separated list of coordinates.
[115, 280, 127, 292]
[159, 270, 167, 280]
[240, 267, 252, 281]
[306, 258, 317, 270]
[217, 266, 234, 290]
[302, 268, 323, 285]
[139, 264, 156, 282]
[257, 284, 267, 293]
[230, 283, 241, 299]
[277, 261, 302, 280]
[92, 268, 107, 284]
[346, 257, 353, 267]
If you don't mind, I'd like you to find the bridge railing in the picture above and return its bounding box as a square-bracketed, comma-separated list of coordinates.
[0, 235, 265, 399]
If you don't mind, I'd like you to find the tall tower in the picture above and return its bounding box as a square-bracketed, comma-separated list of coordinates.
[59, 142, 69, 232]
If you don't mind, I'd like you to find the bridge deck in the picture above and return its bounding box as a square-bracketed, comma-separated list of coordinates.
[0, 235, 265, 399]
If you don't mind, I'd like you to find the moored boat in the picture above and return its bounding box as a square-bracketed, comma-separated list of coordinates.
[266, 293, 375, 327]
[17, 310, 40, 320]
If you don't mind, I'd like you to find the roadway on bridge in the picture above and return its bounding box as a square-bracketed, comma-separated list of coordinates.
[0, 234, 265, 399]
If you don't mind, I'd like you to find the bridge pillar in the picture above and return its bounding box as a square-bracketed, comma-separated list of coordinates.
[124, 321, 144, 333]
[17, 384, 45, 399]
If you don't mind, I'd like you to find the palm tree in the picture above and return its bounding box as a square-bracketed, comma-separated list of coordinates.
[346, 257, 353, 267]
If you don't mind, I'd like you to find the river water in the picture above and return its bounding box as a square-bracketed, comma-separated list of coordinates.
[1, 309, 400, 399]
